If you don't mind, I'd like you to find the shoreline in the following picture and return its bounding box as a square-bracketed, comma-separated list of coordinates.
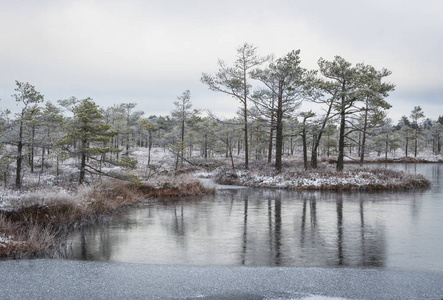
[0, 163, 433, 260]
[0, 177, 215, 260]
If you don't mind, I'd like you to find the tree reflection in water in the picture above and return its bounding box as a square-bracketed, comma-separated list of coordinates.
[68, 189, 387, 267]
[67, 162, 443, 272]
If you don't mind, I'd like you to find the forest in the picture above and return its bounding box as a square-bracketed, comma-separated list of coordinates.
[0, 44, 441, 190]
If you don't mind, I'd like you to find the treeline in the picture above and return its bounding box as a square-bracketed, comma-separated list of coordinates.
[201, 43, 395, 172]
[0, 44, 441, 189]
[200, 44, 441, 170]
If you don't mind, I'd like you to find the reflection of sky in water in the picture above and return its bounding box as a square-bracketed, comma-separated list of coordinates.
[68, 164, 443, 274]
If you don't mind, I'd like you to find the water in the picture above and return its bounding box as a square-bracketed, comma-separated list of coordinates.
[67, 164, 443, 274]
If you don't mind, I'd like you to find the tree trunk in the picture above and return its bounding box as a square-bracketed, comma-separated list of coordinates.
[337, 110, 346, 172]
[243, 68, 249, 169]
[244, 110, 249, 169]
[204, 134, 208, 160]
[79, 138, 87, 184]
[180, 118, 185, 167]
[56, 154, 60, 177]
[311, 132, 318, 168]
[15, 142, 23, 189]
[405, 136, 409, 157]
[15, 120, 24, 189]
[302, 129, 308, 171]
[310, 99, 333, 169]
[30, 124, 35, 173]
[126, 132, 130, 155]
[229, 142, 235, 169]
[414, 128, 418, 157]
[360, 104, 369, 165]
[148, 130, 152, 166]
[327, 134, 330, 158]
[226, 133, 229, 158]
[41, 147, 45, 173]
[275, 93, 284, 172]
[432, 136, 436, 155]
[268, 110, 274, 163]
[116, 136, 120, 160]
[311, 147, 318, 168]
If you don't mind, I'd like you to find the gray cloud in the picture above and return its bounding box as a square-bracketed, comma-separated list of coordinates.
[1, 0, 442, 122]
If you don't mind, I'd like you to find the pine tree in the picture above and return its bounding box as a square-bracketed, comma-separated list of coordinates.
[251, 50, 311, 171]
[171, 90, 196, 169]
[201, 43, 270, 169]
[59, 98, 115, 184]
[356, 64, 394, 164]
[11, 81, 44, 189]
[410, 106, 425, 157]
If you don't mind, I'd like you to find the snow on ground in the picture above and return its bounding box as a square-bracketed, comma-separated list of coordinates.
[257, 170, 377, 188]
[214, 165, 430, 190]
[0, 147, 437, 209]
[0, 147, 435, 250]
[0, 235, 12, 248]
[0, 234, 25, 248]
[0, 186, 76, 211]
[347, 149, 443, 162]
[0, 234, 13, 245]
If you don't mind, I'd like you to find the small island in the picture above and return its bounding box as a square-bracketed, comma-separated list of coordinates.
[215, 165, 430, 191]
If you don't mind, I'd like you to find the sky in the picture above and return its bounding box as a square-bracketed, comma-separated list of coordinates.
[1, 0, 442, 123]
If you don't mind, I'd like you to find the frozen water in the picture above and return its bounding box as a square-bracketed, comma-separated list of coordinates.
[0, 260, 442, 299]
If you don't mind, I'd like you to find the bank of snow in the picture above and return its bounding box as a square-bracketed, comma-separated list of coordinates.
[214, 167, 431, 191]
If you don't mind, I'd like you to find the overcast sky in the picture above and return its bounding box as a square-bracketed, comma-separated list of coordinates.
[1, 0, 442, 122]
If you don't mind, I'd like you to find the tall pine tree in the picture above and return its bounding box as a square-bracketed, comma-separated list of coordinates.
[60, 98, 115, 184]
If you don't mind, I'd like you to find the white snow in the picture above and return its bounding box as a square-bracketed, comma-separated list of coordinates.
[215, 164, 429, 190]
[0, 147, 434, 211]
[0, 233, 25, 248]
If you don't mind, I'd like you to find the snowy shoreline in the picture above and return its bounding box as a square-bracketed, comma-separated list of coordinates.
[0, 147, 436, 259]
[213, 166, 431, 191]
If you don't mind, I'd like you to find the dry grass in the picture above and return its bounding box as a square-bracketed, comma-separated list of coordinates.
[3, 180, 140, 230]
[83, 180, 140, 213]
[135, 175, 216, 197]
[0, 176, 215, 259]
[0, 215, 59, 259]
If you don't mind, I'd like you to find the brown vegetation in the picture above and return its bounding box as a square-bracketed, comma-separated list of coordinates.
[0, 176, 215, 259]
[0, 214, 59, 259]
[135, 175, 215, 197]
